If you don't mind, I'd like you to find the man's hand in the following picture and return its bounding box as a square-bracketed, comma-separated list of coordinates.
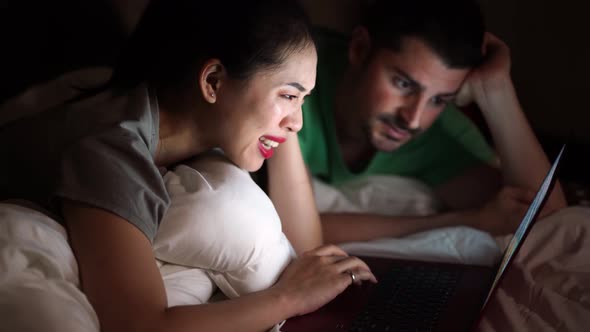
[469, 186, 536, 235]
[456, 32, 512, 108]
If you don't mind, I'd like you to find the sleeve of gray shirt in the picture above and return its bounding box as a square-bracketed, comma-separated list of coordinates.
[56, 115, 169, 243]
[1, 75, 168, 242]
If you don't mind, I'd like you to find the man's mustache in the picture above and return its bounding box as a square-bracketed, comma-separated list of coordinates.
[378, 114, 422, 136]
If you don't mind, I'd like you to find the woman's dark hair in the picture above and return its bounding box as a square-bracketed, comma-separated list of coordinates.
[110, 0, 314, 92]
[363, 0, 485, 69]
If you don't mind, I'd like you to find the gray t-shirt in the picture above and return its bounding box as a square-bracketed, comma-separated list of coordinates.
[0, 83, 169, 242]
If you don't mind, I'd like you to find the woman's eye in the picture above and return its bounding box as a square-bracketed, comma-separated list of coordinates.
[282, 94, 297, 101]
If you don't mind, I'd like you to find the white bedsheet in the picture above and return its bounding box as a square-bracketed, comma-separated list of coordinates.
[0, 202, 284, 332]
[0, 203, 99, 332]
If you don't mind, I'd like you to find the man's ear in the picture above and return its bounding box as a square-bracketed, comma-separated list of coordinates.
[199, 59, 225, 103]
[349, 26, 372, 66]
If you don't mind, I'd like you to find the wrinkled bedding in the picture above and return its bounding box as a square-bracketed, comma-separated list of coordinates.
[478, 206, 590, 331]
[0, 200, 287, 332]
[1, 173, 589, 331]
[0, 203, 99, 331]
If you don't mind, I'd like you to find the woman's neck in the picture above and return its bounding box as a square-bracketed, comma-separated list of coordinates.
[155, 89, 210, 166]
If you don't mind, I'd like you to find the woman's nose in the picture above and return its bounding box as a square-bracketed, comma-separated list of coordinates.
[282, 107, 303, 132]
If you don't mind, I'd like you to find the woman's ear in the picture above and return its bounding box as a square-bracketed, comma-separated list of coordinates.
[349, 26, 372, 67]
[199, 59, 225, 104]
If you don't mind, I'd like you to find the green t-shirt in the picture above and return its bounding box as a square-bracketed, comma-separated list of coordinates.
[299, 29, 495, 187]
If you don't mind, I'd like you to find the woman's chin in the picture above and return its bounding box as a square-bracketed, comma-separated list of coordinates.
[233, 156, 264, 173]
[222, 148, 265, 172]
[247, 159, 266, 172]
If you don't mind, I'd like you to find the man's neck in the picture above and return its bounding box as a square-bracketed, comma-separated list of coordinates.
[333, 71, 376, 173]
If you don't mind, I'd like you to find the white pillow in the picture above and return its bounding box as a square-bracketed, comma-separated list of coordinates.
[153, 151, 295, 299]
[312, 175, 442, 216]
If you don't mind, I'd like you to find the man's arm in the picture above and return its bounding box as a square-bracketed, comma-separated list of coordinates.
[321, 183, 535, 244]
[455, 33, 567, 213]
[320, 151, 559, 245]
[435, 163, 502, 210]
[321, 210, 473, 244]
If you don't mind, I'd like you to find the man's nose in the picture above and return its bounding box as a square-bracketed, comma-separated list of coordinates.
[281, 106, 303, 132]
[399, 94, 428, 129]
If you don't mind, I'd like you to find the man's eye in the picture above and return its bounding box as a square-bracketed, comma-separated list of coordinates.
[393, 77, 411, 90]
[431, 96, 449, 107]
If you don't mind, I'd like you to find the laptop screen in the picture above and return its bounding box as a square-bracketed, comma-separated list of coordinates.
[480, 144, 565, 310]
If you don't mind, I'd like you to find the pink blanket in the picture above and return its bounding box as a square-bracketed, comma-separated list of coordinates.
[478, 207, 590, 331]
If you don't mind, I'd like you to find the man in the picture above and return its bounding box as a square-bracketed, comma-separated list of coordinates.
[298, 0, 566, 243]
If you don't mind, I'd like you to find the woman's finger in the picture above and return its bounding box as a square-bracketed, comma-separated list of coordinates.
[345, 268, 378, 285]
[306, 244, 349, 257]
[334, 256, 378, 283]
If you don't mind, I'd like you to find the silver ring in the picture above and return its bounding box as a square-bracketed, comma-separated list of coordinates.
[349, 271, 356, 283]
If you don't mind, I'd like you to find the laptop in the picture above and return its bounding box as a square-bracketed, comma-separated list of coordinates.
[282, 144, 565, 332]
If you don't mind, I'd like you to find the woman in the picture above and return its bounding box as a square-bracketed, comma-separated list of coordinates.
[0, 1, 376, 331]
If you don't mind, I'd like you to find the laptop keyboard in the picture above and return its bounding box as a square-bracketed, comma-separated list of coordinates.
[348, 264, 462, 332]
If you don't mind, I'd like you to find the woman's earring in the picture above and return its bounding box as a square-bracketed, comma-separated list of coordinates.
[210, 93, 215, 97]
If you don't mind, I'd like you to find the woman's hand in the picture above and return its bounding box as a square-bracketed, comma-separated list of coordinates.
[272, 244, 377, 317]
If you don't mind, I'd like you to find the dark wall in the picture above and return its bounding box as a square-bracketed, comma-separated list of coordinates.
[480, 0, 590, 144]
[0, 0, 125, 102]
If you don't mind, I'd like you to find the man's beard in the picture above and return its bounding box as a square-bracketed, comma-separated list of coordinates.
[376, 113, 422, 141]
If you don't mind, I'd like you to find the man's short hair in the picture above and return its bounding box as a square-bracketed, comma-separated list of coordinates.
[363, 0, 485, 68]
